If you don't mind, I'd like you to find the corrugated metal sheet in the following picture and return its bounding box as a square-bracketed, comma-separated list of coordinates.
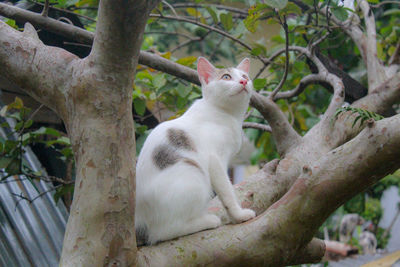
[0, 114, 68, 266]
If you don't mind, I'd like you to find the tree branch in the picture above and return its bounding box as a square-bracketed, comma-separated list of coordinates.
[0, 3, 201, 85]
[137, 114, 400, 266]
[270, 15, 289, 99]
[357, 0, 388, 91]
[274, 74, 323, 100]
[89, 0, 158, 75]
[250, 91, 301, 156]
[242, 122, 272, 132]
[0, 21, 76, 120]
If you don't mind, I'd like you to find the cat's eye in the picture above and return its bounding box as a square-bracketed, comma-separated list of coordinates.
[242, 75, 248, 80]
[221, 74, 232, 80]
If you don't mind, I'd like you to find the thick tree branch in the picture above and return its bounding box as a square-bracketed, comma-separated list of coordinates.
[138, 114, 400, 266]
[357, 0, 388, 91]
[89, 0, 158, 75]
[0, 2, 199, 84]
[0, 21, 76, 119]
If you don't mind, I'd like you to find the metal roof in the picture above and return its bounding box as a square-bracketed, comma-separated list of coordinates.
[0, 115, 68, 267]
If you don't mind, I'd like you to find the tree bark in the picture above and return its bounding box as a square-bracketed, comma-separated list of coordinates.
[0, 1, 399, 266]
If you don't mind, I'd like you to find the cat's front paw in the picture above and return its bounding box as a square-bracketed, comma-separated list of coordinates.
[231, 208, 256, 223]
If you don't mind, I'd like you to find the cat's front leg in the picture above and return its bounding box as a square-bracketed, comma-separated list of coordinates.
[208, 154, 256, 223]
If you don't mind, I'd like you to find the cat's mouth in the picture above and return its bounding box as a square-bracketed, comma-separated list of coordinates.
[230, 86, 248, 96]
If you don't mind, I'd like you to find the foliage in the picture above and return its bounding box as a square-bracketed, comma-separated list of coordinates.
[334, 106, 384, 128]
[1, 0, 399, 254]
[0, 97, 73, 201]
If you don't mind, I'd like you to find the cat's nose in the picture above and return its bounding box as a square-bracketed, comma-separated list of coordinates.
[240, 80, 247, 86]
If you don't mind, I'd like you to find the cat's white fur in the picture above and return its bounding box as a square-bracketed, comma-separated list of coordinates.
[135, 57, 256, 244]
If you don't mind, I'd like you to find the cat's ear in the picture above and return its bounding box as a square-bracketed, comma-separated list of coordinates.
[197, 57, 216, 85]
[236, 58, 250, 74]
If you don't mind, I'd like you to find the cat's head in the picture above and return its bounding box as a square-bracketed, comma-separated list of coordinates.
[197, 57, 252, 113]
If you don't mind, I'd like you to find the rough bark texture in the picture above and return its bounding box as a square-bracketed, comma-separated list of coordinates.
[0, 1, 399, 266]
[1, 1, 160, 266]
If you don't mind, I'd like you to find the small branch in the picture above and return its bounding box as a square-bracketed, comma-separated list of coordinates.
[12, 184, 62, 210]
[274, 74, 323, 100]
[145, 31, 194, 39]
[171, 3, 248, 18]
[243, 122, 272, 132]
[41, 0, 50, 17]
[149, 14, 253, 52]
[370, 1, 400, 8]
[162, 0, 178, 17]
[170, 37, 200, 53]
[30, 0, 97, 22]
[24, 172, 74, 185]
[270, 15, 289, 99]
[389, 41, 400, 66]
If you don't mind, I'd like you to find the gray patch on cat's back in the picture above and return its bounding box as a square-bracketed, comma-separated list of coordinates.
[152, 144, 179, 169]
[167, 128, 195, 151]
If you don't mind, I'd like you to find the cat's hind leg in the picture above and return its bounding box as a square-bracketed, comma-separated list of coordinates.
[152, 213, 221, 243]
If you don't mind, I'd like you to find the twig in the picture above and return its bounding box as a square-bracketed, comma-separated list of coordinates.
[170, 37, 200, 53]
[41, 0, 50, 17]
[29, 0, 97, 22]
[12, 184, 62, 210]
[145, 31, 194, 39]
[389, 41, 400, 65]
[63, 41, 92, 48]
[243, 122, 272, 132]
[326, 0, 332, 32]
[313, 0, 319, 27]
[24, 172, 74, 185]
[58, 16, 74, 25]
[171, 3, 248, 18]
[244, 108, 254, 121]
[270, 15, 289, 99]
[274, 74, 323, 100]
[149, 14, 256, 57]
[162, 0, 178, 17]
[285, 99, 295, 126]
[370, 0, 400, 8]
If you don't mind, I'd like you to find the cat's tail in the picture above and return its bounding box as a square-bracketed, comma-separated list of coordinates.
[135, 224, 148, 246]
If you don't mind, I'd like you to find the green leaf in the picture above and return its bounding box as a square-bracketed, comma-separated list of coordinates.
[244, 12, 260, 33]
[281, 2, 301, 15]
[251, 47, 263, 56]
[32, 127, 62, 137]
[253, 78, 267, 90]
[176, 83, 191, 98]
[5, 158, 21, 175]
[344, 193, 365, 214]
[220, 13, 233, 31]
[133, 98, 146, 116]
[331, 6, 349, 21]
[186, 8, 201, 17]
[7, 97, 24, 110]
[54, 184, 74, 204]
[0, 157, 13, 169]
[265, 0, 288, 10]
[383, 9, 400, 17]
[176, 56, 197, 67]
[206, 6, 219, 24]
[24, 120, 33, 129]
[152, 74, 166, 88]
[136, 71, 153, 81]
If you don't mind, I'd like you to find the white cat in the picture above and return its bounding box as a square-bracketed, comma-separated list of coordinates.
[135, 57, 256, 245]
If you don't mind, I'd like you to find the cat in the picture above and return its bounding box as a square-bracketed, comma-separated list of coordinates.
[135, 57, 256, 245]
